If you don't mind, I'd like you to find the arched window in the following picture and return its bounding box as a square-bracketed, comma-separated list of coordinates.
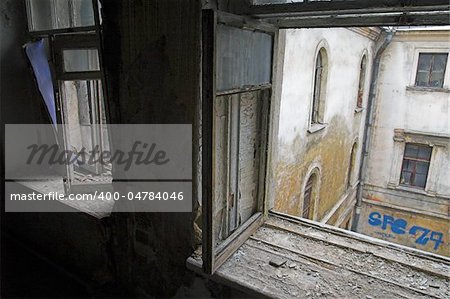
[357, 55, 367, 108]
[311, 48, 328, 124]
[303, 173, 318, 219]
[347, 143, 358, 188]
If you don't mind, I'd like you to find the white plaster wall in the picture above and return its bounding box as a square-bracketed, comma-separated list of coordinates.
[272, 28, 377, 218]
[366, 31, 450, 197]
[277, 28, 375, 162]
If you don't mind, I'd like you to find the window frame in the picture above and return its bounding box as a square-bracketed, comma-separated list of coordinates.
[356, 54, 367, 109]
[53, 34, 102, 80]
[414, 52, 448, 88]
[310, 46, 328, 126]
[24, 0, 111, 194]
[196, 2, 450, 280]
[347, 142, 358, 189]
[388, 129, 447, 195]
[311, 52, 323, 124]
[201, 10, 278, 275]
[399, 143, 432, 189]
[302, 176, 314, 218]
[409, 48, 450, 91]
[299, 165, 321, 221]
[25, 0, 97, 33]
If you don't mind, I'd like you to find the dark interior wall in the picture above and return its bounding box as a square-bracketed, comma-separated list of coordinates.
[4, 205, 113, 284]
[103, 0, 201, 125]
[1, 0, 48, 124]
[1, 0, 113, 293]
[2, 0, 203, 296]
[101, 0, 202, 296]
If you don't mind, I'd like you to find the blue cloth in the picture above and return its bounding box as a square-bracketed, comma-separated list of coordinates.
[25, 39, 57, 126]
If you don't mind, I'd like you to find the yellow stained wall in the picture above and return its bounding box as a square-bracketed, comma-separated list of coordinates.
[358, 203, 450, 257]
[274, 116, 356, 220]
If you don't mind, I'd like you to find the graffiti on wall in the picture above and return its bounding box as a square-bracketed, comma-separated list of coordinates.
[368, 211, 444, 251]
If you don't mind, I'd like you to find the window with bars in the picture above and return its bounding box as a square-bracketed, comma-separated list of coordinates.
[415, 53, 448, 88]
[400, 144, 432, 189]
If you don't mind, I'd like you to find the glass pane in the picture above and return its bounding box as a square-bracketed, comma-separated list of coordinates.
[404, 144, 418, 158]
[216, 25, 273, 91]
[62, 80, 111, 182]
[213, 95, 230, 245]
[53, 0, 72, 29]
[402, 160, 414, 172]
[432, 54, 448, 72]
[414, 174, 427, 188]
[71, 0, 95, 27]
[417, 146, 432, 160]
[430, 71, 445, 88]
[400, 171, 412, 185]
[417, 54, 432, 71]
[415, 71, 429, 87]
[28, 0, 53, 31]
[212, 89, 268, 247]
[27, 0, 95, 31]
[63, 80, 95, 153]
[238, 91, 264, 223]
[415, 161, 429, 175]
[63, 49, 100, 72]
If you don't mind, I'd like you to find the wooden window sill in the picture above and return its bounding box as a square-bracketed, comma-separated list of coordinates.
[187, 213, 448, 298]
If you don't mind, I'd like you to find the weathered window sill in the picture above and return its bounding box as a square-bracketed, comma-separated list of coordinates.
[354, 107, 364, 113]
[187, 212, 449, 298]
[406, 86, 450, 93]
[387, 183, 436, 197]
[307, 123, 327, 134]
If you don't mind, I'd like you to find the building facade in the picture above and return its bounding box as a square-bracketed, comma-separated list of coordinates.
[272, 28, 379, 228]
[357, 28, 450, 257]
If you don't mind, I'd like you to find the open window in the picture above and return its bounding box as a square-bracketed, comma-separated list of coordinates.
[199, 1, 450, 276]
[24, 0, 110, 195]
[201, 10, 277, 274]
[52, 34, 111, 193]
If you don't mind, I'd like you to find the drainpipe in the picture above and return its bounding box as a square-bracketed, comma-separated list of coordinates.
[352, 28, 396, 231]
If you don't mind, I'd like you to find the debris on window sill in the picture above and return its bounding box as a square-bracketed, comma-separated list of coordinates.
[187, 213, 450, 299]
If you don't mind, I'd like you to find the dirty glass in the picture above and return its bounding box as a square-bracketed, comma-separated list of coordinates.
[415, 53, 448, 88]
[400, 144, 431, 188]
[414, 174, 427, 188]
[404, 144, 419, 158]
[63, 49, 100, 72]
[61, 80, 111, 181]
[216, 25, 272, 91]
[417, 146, 432, 160]
[213, 89, 269, 247]
[416, 161, 429, 174]
[27, 0, 95, 31]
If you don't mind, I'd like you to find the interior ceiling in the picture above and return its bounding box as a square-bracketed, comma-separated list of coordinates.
[241, 0, 450, 28]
